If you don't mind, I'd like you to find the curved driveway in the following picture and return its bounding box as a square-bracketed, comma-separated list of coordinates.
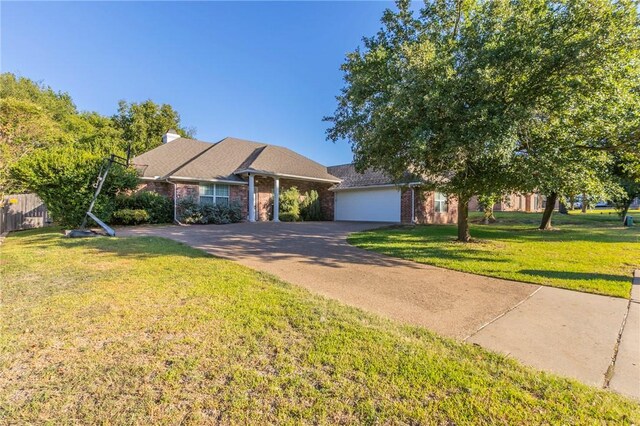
[119, 221, 634, 396]
[120, 221, 536, 338]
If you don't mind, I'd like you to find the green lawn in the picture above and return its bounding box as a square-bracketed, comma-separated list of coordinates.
[1, 229, 638, 423]
[349, 212, 640, 298]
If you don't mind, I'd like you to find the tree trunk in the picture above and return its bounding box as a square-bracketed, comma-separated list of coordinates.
[482, 205, 496, 224]
[539, 192, 558, 230]
[581, 192, 587, 213]
[621, 200, 632, 225]
[558, 199, 568, 215]
[457, 197, 471, 242]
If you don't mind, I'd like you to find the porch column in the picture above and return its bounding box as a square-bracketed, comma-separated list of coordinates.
[248, 174, 256, 222]
[273, 177, 280, 222]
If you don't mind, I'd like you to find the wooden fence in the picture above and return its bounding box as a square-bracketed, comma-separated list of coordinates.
[0, 193, 51, 234]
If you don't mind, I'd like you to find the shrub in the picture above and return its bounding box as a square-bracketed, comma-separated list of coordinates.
[227, 201, 244, 223]
[177, 197, 243, 225]
[115, 191, 172, 223]
[177, 197, 203, 224]
[112, 209, 150, 225]
[10, 146, 138, 227]
[279, 187, 300, 221]
[279, 212, 301, 222]
[300, 190, 322, 221]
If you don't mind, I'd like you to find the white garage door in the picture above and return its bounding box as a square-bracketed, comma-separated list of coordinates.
[335, 187, 401, 222]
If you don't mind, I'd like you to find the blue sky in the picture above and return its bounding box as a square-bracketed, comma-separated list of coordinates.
[1, 1, 398, 165]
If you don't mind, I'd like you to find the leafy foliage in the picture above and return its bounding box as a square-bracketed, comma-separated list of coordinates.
[112, 209, 151, 225]
[112, 100, 194, 156]
[177, 197, 203, 224]
[278, 187, 301, 221]
[177, 197, 242, 225]
[1, 72, 194, 227]
[115, 192, 173, 224]
[610, 154, 640, 221]
[10, 146, 138, 227]
[300, 190, 322, 221]
[477, 193, 502, 224]
[326, 0, 640, 241]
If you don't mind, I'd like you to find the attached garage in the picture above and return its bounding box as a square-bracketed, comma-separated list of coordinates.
[334, 187, 401, 222]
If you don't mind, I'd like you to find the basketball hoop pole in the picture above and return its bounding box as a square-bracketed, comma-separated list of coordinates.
[76, 146, 131, 236]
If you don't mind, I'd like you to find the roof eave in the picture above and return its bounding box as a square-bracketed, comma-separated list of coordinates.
[235, 169, 341, 184]
[168, 175, 248, 185]
[330, 182, 423, 191]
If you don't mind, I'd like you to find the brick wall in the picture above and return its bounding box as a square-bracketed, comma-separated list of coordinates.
[136, 181, 172, 198]
[468, 196, 480, 212]
[471, 193, 547, 213]
[402, 188, 458, 224]
[231, 185, 249, 219]
[136, 178, 334, 222]
[137, 180, 250, 220]
[401, 188, 413, 223]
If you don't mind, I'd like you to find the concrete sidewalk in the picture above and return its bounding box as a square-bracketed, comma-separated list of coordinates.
[608, 271, 640, 398]
[119, 222, 638, 399]
[467, 286, 629, 389]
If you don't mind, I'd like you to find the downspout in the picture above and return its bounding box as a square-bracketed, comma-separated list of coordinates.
[166, 179, 183, 225]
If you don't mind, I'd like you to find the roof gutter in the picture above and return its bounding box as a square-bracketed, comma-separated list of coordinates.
[168, 176, 248, 185]
[330, 182, 422, 192]
[234, 169, 341, 184]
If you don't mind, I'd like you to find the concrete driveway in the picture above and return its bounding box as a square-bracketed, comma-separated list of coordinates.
[119, 221, 638, 398]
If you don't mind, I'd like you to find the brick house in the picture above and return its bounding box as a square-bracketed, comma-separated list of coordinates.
[132, 130, 457, 224]
[468, 193, 554, 213]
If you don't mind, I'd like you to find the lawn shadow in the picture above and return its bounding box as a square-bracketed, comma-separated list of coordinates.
[518, 269, 631, 284]
[351, 235, 511, 265]
[9, 228, 211, 260]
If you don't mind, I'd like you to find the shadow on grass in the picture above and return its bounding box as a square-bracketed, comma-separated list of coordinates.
[519, 269, 631, 284]
[10, 224, 426, 269]
[387, 221, 638, 244]
[8, 228, 211, 260]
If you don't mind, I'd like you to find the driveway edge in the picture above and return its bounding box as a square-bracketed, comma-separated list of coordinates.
[605, 269, 640, 399]
[463, 286, 542, 341]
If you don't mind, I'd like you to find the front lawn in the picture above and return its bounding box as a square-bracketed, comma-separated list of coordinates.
[349, 212, 639, 298]
[0, 229, 638, 423]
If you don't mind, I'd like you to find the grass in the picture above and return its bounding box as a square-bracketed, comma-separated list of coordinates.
[349, 212, 640, 298]
[567, 207, 640, 216]
[1, 229, 639, 424]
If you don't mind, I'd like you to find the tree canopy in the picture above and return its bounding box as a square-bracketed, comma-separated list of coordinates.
[112, 100, 194, 156]
[1, 73, 194, 226]
[327, 0, 640, 240]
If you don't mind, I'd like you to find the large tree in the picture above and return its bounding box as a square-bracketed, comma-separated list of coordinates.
[2, 73, 194, 227]
[326, 0, 640, 241]
[518, 1, 640, 229]
[611, 153, 640, 223]
[0, 74, 77, 194]
[112, 100, 194, 156]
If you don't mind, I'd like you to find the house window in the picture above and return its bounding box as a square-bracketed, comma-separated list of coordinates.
[434, 192, 448, 213]
[199, 184, 230, 207]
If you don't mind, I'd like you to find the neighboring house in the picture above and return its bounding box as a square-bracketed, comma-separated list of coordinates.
[468, 193, 546, 213]
[133, 130, 457, 224]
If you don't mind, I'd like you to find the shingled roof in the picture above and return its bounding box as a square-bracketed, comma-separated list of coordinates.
[327, 164, 419, 190]
[133, 137, 340, 183]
